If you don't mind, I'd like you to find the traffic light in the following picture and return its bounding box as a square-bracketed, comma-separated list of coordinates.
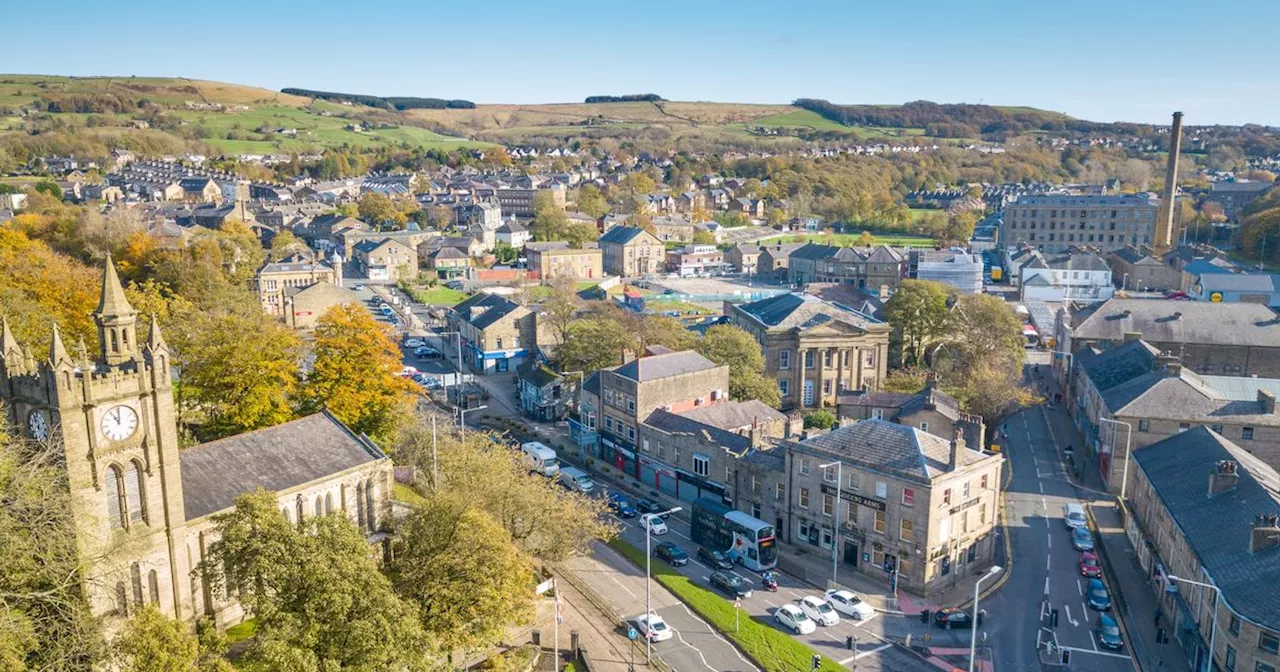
[811, 654, 821, 670]
[1061, 649, 1071, 665]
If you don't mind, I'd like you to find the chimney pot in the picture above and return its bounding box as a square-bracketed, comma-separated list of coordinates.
[1251, 513, 1280, 554]
[949, 428, 965, 470]
[1259, 390, 1277, 415]
[1209, 460, 1241, 497]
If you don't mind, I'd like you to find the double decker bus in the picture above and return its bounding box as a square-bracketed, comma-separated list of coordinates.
[690, 497, 778, 571]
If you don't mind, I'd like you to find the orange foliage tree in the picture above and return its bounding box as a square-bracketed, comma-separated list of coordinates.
[0, 229, 99, 351]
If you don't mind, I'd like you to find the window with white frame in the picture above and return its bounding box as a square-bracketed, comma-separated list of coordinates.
[693, 453, 710, 477]
[776, 483, 785, 501]
[779, 350, 791, 370]
[822, 494, 834, 517]
[798, 487, 810, 509]
[799, 458, 810, 475]
[962, 481, 970, 500]
[875, 481, 887, 499]
[823, 465, 837, 483]
[872, 409, 883, 420]
[752, 474, 760, 493]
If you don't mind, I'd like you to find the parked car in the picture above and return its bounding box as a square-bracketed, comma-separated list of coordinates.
[404, 339, 426, 348]
[640, 513, 668, 535]
[1072, 526, 1095, 552]
[709, 571, 752, 599]
[1096, 613, 1124, 650]
[798, 596, 840, 626]
[609, 494, 638, 518]
[1078, 551, 1102, 578]
[636, 499, 671, 518]
[653, 542, 688, 567]
[824, 589, 875, 620]
[423, 377, 442, 390]
[934, 608, 973, 630]
[697, 547, 734, 570]
[774, 604, 816, 634]
[1064, 503, 1088, 529]
[1086, 578, 1111, 611]
[353, 284, 364, 291]
[634, 613, 672, 642]
[399, 366, 419, 377]
[415, 346, 441, 358]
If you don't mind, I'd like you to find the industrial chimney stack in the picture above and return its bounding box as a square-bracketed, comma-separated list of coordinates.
[1155, 111, 1184, 251]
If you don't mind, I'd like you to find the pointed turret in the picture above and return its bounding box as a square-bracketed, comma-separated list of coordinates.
[96, 252, 137, 319]
[75, 336, 90, 368]
[94, 255, 140, 366]
[0, 316, 17, 357]
[48, 323, 71, 368]
[147, 314, 167, 352]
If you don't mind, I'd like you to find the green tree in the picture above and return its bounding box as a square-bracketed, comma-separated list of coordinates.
[633, 314, 697, 354]
[492, 242, 519, 265]
[855, 231, 875, 246]
[692, 229, 716, 245]
[539, 278, 581, 346]
[557, 317, 631, 374]
[531, 191, 570, 242]
[803, 409, 837, 430]
[882, 279, 951, 367]
[357, 192, 407, 229]
[300, 303, 415, 444]
[203, 491, 430, 670]
[696, 324, 781, 407]
[109, 607, 233, 672]
[267, 230, 308, 262]
[390, 494, 536, 651]
[576, 184, 609, 219]
[33, 181, 62, 199]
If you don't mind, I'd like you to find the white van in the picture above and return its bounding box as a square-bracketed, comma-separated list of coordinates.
[558, 466, 595, 494]
[522, 442, 560, 477]
[1064, 502, 1087, 529]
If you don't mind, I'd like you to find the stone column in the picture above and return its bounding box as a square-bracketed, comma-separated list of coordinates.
[793, 345, 805, 409]
[816, 347, 827, 407]
[854, 347, 864, 391]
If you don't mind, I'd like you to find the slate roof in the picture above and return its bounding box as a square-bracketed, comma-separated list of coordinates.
[582, 371, 601, 397]
[598, 226, 648, 245]
[1111, 246, 1150, 265]
[837, 391, 918, 408]
[1100, 369, 1280, 425]
[645, 408, 751, 454]
[451, 292, 522, 330]
[1069, 298, 1280, 347]
[613, 350, 720, 382]
[516, 358, 560, 387]
[675, 400, 786, 430]
[1196, 273, 1276, 293]
[525, 241, 570, 252]
[1182, 259, 1234, 277]
[1200, 376, 1280, 402]
[790, 243, 842, 261]
[759, 243, 806, 259]
[180, 411, 385, 521]
[898, 386, 963, 421]
[735, 293, 882, 331]
[795, 419, 990, 483]
[1077, 339, 1162, 391]
[867, 245, 905, 263]
[497, 220, 526, 234]
[1133, 427, 1280, 628]
[430, 246, 468, 260]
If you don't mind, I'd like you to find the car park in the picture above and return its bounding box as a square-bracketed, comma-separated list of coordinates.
[709, 571, 752, 599]
[1086, 578, 1111, 610]
[640, 514, 668, 535]
[1096, 613, 1124, 649]
[774, 604, 816, 634]
[798, 596, 840, 626]
[1072, 526, 1095, 551]
[634, 613, 673, 642]
[824, 589, 875, 620]
[654, 542, 688, 567]
[696, 547, 734, 570]
[934, 608, 973, 630]
[1079, 551, 1102, 578]
[608, 494, 638, 518]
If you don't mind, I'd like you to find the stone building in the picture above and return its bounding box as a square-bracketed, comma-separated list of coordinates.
[1128, 428, 1280, 672]
[0, 259, 392, 627]
[525, 242, 603, 280]
[837, 383, 985, 451]
[780, 420, 1004, 598]
[1107, 246, 1181, 292]
[351, 238, 418, 282]
[283, 281, 360, 330]
[755, 242, 806, 282]
[598, 226, 665, 277]
[447, 292, 535, 374]
[256, 255, 341, 316]
[728, 244, 763, 276]
[1001, 194, 1157, 253]
[726, 293, 891, 410]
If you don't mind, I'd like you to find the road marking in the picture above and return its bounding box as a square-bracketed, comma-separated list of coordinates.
[1081, 602, 1090, 624]
[607, 574, 638, 599]
[855, 643, 892, 660]
[1077, 580, 1083, 596]
[1046, 555, 1051, 571]
[677, 603, 761, 671]
[1090, 630, 1099, 652]
[1064, 604, 1078, 627]
[670, 625, 717, 671]
[1040, 601, 1049, 620]
[1043, 577, 1050, 596]
[1057, 645, 1131, 660]
[1040, 496, 1048, 509]
[761, 598, 779, 608]
[1038, 481, 1044, 494]
[1046, 532, 1051, 549]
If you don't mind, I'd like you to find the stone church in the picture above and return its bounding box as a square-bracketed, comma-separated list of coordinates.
[0, 258, 393, 626]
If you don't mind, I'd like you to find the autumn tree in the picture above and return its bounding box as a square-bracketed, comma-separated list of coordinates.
[357, 192, 407, 229]
[267, 230, 308, 262]
[882, 279, 951, 367]
[0, 228, 100, 351]
[696, 324, 780, 407]
[576, 184, 609, 219]
[632, 314, 697, 354]
[557, 317, 631, 374]
[109, 607, 233, 672]
[300, 303, 415, 444]
[539, 278, 581, 346]
[855, 231, 875, 246]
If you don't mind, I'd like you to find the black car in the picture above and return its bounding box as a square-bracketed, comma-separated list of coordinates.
[654, 542, 688, 566]
[933, 608, 973, 630]
[636, 499, 671, 518]
[697, 546, 735, 570]
[709, 571, 752, 599]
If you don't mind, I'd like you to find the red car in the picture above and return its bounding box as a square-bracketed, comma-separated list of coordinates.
[1079, 551, 1102, 578]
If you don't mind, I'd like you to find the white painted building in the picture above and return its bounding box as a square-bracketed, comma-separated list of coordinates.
[1019, 250, 1114, 302]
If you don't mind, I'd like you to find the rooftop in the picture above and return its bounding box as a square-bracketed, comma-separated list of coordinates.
[794, 419, 991, 483]
[451, 292, 523, 330]
[612, 350, 720, 382]
[735, 293, 883, 331]
[1069, 298, 1280, 348]
[675, 399, 786, 431]
[1101, 369, 1280, 426]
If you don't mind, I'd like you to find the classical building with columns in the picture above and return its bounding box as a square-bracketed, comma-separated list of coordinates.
[726, 293, 891, 410]
[0, 257, 392, 629]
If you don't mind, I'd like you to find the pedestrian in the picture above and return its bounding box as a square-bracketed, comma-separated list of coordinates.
[1154, 609, 1161, 628]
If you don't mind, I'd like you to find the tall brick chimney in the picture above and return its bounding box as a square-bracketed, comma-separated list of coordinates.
[1250, 513, 1280, 554]
[1154, 111, 1184, 251]
[1207, 460, 1239, 497]
[1259, 389, 1277, 415]
[949, 427, 966, 471]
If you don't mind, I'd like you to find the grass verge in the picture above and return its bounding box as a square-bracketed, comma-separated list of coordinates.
[607, 539, 847, 672]
[401, 286, 470, 306]
[393, 482, 428, 507]
[225, 619, 257, 644]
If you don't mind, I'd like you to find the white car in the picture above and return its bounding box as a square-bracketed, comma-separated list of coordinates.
[824, 589, 875, 620]
[640, 513, 668, 535]
[799, 595, 840, 626]
[774, 604, 816, 635]
[404, 339, 426, 348]
[634, 613, 673, 642]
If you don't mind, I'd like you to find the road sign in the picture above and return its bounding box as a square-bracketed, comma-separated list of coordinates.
[536, 578, 555, 595]
[734, 597, 742, 609]
[627, 627, 638, 641]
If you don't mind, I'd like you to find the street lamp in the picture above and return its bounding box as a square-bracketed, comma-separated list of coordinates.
[1099, 418, 1133, 499]
[456, 404, 487, 436]
[1167, 575, 1222, 672]
[646, 506, 682, 662]
[969, 565, 1003, 672]
[438, 330, 466, 402]
[819, 460, 843, 588]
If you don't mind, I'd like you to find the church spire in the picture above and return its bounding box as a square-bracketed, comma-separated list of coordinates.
[48, 323, 70, 367]
[147, 314, 167, 352]
[96, 252, 136, 319]
[0, 316, 16, 356]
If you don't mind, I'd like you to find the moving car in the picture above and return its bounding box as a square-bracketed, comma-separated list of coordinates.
[634, 613, 672, 642]
[697, 547, 734, 570]
[640, 513, 668, 535]
[798, 596, 840, 626]
[558, 467, 596, 494]
[521, 442, 560, 477]
[405, 339, 426, 348]
[609, 494, 638, 518]
[934, 608, 974, 630]
[414, 346, 441, 358]
[1078, 551, 1102, 578]
[709, 571, 752, 599]
[1096, 613, 1124, 650]
[1072, 526, 1096, 552]
[774, 604, 816, 634]
[654, 542, 688, 567]
[824, 589, 875, 620]
[636, 499, 671, 518]
[1086, 578, 1111, 610]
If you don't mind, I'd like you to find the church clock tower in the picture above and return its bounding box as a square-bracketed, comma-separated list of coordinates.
[0, 256, 192, 620]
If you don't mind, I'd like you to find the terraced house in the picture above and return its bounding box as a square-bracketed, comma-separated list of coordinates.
[447, 293, 536, 374]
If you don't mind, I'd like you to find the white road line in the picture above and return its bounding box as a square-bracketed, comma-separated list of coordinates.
[1046, 555, 1051, 571]
[1081, 602, 1090, 624]
[1038, 481, 1045, 494]
[1041, 496, 1048, 509]
[1044, 577, 1050, 596]
[1046, 533, 1052, 549]
[671, 625, 717, 671]
[608, 574, 638, 599]
[1077, 580, 1083, 596]
[1090, 629, 1099, 652]
[762, 598, 779, 608]
[857, 643, 892, 660]
[1064, 604, 1078, 627]
[677, 603, 761, 671]
[1058, 645, 1130, 660]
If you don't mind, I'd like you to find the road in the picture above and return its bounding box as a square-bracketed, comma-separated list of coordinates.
[977, 356, 1136, 671]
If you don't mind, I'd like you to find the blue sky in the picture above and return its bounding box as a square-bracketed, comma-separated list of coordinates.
[5, 0, 1277, 125]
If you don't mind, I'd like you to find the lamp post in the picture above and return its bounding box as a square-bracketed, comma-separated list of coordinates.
[1122, 272, 1130, 292]
[1099, 418, 1133, 499]
[819, 460, 843, 588]
[1167, 575, 1221, 672]
[646, 506, 682, 662]
[969, 565, 1003, 672]
[456, 404, 487, 436]
[438, 330, 465, 405]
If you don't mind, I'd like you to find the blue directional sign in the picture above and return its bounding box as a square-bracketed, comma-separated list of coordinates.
[627, 627, 638, 641]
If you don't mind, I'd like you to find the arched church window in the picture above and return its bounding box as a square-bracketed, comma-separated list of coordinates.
[110, 330, 119, 354]
[356, 482, 366, 530]
[295, 495, 304, 529]
[325, 493, 334, 515]
[314, 496, 323, 518]
[130, 563, 144, 607]
[105, 465, 126, 529]
[148, 569, 160, 605]
[115, 582, 129, 616]
[125, 460, 146, 525]
[364, 479, 376, 533]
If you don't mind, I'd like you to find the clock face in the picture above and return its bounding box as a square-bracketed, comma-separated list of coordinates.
[101, 405, 138, 442]
[28, 410, 48, 441]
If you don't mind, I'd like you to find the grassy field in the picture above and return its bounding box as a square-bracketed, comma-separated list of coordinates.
[608, 539, 848, 672]
[392, 483, 428, 507]
[645, 299, 716, 315]
[766, 232, 937, 248]
[225, 619, 258, 644]
[404, 286, 470, 306]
